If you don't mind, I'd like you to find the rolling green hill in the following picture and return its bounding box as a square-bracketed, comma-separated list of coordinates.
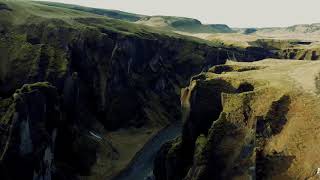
[36, 1, 146, 22]
[36, 1, 234, 34]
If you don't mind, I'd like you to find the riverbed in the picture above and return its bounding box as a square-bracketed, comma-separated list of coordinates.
[113, 122, 182, 180]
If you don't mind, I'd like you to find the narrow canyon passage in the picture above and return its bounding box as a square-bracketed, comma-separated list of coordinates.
[114, 122, 182, 180]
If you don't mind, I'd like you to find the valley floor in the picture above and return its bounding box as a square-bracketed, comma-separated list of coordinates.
[85, 126, 160, 179]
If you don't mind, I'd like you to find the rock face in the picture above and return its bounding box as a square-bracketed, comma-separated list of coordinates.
[0, 14, 267, 131]
[250, 39, 320, 60]
[154, 60, 320, 180]
[0, 82, 60, 180]
[276, 48, 320, 60]
[0, 82, 102, 180]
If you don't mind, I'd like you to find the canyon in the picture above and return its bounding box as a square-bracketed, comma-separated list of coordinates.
[0, 1, 320, 180]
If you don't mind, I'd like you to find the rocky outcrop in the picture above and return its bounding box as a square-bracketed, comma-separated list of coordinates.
[276, 48, 320, 60]
[154, 77, 257, 180]
[0, 82, 60, 180]
[0, 82, 112, 180]
[250, 39, 320, 60]
[154, 60, 320, 180]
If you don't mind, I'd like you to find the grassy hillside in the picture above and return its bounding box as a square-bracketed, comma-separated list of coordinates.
[1, 0, 230, 50]
[36, 1, 234, 34]
[155, 59, 320, 179]
[1, 0, 165, 37]
[36, 1, 146, 22]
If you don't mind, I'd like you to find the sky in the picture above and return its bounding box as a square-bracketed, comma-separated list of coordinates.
[37, 0, 320, 28]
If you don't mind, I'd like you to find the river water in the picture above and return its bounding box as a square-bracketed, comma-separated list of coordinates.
[113, 122, 182, 180]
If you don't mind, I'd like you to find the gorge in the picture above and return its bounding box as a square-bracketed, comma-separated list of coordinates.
[1, 1, 320, 180]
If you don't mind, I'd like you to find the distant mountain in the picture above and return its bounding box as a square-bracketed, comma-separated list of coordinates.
[238, 23, 320, 35]
[136, 16, 234, 33]
[37, 1, 234, 34]
[259, 23, 320, 33]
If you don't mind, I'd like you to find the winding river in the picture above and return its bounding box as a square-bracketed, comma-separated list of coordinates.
[113, 122, 182, 180]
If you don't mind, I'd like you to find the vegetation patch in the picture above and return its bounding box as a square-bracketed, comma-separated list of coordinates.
[209, 64, 263, 74]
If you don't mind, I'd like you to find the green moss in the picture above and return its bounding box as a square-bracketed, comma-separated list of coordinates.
[0, 31, 41, 82]
[13, 82, 56, 102]
[0, 102, 14, 125]
[39, 45, 68, 79]
[0, 97, 13, 123]
[195, 134, 207, 149]
[24, 81, 52, 88]
[194, 134, 208, 164]
[176, 42, 204, 64]
[222, 93, 244, 111]
[168, 137, 182, 156]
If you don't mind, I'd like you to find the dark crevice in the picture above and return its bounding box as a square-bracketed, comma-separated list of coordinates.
[256, 151, 295, 179]
[237, 82, 254, 93]
[209, 65, 263, 74]
[176, 80, 256, 180]
[256, 95, 291, 139]
[255, 95, 292, 179]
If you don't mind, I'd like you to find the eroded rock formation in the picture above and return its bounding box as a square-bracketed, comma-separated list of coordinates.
[154, 60, 320, 180]
[0, 82, 60, 180]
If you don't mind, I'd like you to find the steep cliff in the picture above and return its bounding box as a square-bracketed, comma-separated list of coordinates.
[0, 1, 271, 179]
[154, 59, 320, 180]
[0, 82, 61, 180]
[276, 48, 320, 60]
[0, 1, 268, 130]
[250, 39, 320, 60]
